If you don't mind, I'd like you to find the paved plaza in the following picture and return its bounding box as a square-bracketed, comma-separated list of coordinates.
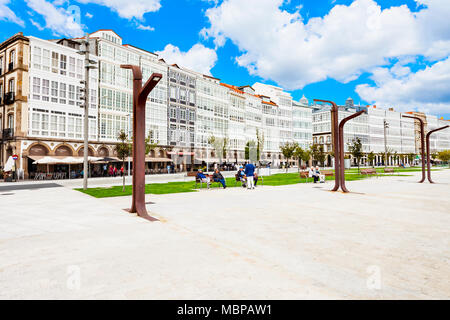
[0, 170, 449, 299]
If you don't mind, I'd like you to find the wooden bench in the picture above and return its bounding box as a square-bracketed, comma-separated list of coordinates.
[321, 170, 334, 177]
[300, 170, 333, 182]
[192, 173, 225, 189]
[299, 171, 309, 179]
[384, 168, 395, 174]
[360, 168, 378, 177]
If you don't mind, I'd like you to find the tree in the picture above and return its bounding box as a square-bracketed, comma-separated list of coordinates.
[280, 142, 297, 172]
[256, 128, 264, 162]
[437, 150, 450, 167]
[209, 135, 228, 164]
[222, 137, 229, 162]
[145, 130, 158, 155]
[348, 137, 364, 173]
[115, 130, 131, 192]
[367, 151, 376, 168]
[310, 144, 326, 167]
[245, 140, 257, 161]
[293, 145, 311, 172]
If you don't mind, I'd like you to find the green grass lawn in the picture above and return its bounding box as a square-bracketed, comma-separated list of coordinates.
[343, 167, 445, 174]
[76, 171, 412, 199]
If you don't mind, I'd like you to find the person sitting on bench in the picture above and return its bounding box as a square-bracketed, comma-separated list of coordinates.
[196, 170, 210, 188]
[237, 166, 246, 187]
[315, 166, 325, 183]
[212, 169, 227, 189]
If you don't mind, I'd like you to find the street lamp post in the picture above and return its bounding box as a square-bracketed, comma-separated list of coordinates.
[127, 113, 131, 177]
[384, 119, 389, 167]
[78, 33, 97, 190]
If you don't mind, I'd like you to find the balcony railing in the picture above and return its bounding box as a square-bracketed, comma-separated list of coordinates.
[4, 92, 15, 105]
[8, 62, 14, 72]
[2, 128, 14, 140]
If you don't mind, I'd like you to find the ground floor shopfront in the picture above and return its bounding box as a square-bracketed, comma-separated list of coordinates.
[1, 137, 288, 180]
[0, 137, 173, 180]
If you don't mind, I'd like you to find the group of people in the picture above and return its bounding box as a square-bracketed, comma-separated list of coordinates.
[196, 162, 259, 190]
[309, 166, 325, 184]
[196, 169, 227, 189]
[103, 164, 124, 177]
[236, 163, 259, 189]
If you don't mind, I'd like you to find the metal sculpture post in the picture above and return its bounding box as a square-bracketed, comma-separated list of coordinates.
[426, 125, 449, 183]
[121, 65, 162, 221]
[402, 115, 426, 183]
[338, 111, 365, 193]
[314, 100, 340, 191]
[313, 100, 364, 193]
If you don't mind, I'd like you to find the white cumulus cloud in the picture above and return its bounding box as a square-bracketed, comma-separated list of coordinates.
[201, 0, 450, 114]
[356, 58, 450, 114]
[156, 43, 218, 75]
[25, 0, 84, 37]
[0, 0, 25, 26]
[76, 0, 161, 20]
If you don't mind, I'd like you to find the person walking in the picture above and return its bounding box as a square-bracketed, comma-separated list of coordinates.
[212, 169, 227, 189]
[245, 162, 256, 190]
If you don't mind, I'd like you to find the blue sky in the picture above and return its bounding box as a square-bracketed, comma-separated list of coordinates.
[1, 0, 449, 119]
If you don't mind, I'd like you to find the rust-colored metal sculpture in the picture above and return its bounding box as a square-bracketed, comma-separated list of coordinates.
[426, 125, 449, 183]
[313, 100, 364, 193]
[338, 111, 365, 193]
[121, 64, 162, 221]
[402, 115, 426, 183]
[314, 100, 340, 191]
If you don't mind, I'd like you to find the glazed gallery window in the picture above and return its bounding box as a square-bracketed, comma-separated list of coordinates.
[179, 109, 186, 120]
[76, 59, 83, 79]
[33, 47, 41, 69]
[170, 107, 176, 119]
[42, 49, 50, 71]
[60, 55, 67, 75]
[59, 83, 66, 104]
[52, 52, 59, 73]
[170, 86, 177, 100]
[42, 79, 49, 101]
[32, 77, 40, 100]
[69, 57, 76, 77]
[50, 115, 58, 136]
[51, 81, 58, 102]
[179, 89, 186, 101]
[68, 85, 75, 105]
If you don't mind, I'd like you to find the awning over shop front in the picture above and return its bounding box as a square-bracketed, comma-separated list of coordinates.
[123, 157, 173, 163]
[29, 156, 102, 165]
[167, 151, 195, 156]
[146, 157, 173, 163]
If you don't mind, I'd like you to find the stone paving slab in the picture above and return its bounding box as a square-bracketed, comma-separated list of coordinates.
[0, 170, 449, 299]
